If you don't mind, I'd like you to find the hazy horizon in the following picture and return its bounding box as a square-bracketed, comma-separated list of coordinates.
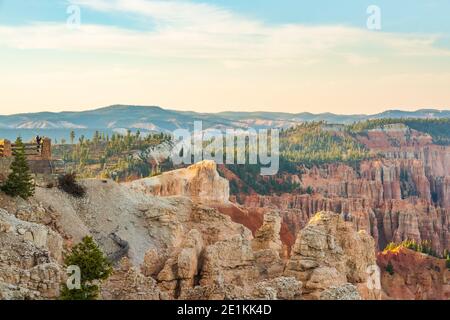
[1, 0, 450, 115]
[1, 104, 450, 117]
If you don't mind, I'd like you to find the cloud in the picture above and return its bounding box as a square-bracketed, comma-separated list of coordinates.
[71, 0, 256, 30]
[344, 53, 379, 66]
[0, 24, 444, 70]
[0, 0, 447, 69]
[73, 0, 450, 56]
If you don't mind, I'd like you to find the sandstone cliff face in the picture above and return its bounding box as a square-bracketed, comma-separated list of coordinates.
[377, 248, 450, 300]
[284, 211, 379, 300]
[127, 160, 230, 204]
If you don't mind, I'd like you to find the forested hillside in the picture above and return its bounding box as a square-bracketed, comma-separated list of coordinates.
[280, 122, 371, 167]
[348, 118, 450, 145]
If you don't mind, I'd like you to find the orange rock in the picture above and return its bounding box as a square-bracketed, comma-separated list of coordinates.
[377, 247, 450, 300]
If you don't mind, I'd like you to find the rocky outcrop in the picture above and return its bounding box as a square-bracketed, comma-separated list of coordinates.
[101, 258, 163, 300]
[0, 192, 66, 238]
[157, 229, 204, 297]
[198, 233, 258, 288]
[377, 247, 450, 300]
[127, 160, 230, 204]
[284, 211, 379, 300]
[251, 211, 285, 278]
[135, 196, 294, 299]
[320, 284, 362, 300]
[180, 276, 302, 300]
[251, 211, 282, 253]
[135, 198, 282, 299]
[138, 201, 303, 300]
[0, 209, 63, 299]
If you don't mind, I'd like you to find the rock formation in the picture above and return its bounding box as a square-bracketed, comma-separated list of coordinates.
[101, 258, 163, 300]
[238, 145, 450, 254]
[251, 211, 285, 278]
[0, 208, 63, 300]
[320, 284, 362, 300]
[157, 229, 205, 297]
[127, 160, 230, 204]
[284, 211, 379, 300]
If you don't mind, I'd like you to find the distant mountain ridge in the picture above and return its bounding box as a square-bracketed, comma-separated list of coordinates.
[1, 105, 449, 131]
[0, 105, 449, 143]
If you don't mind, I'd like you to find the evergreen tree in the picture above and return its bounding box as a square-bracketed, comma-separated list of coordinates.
[385, 261, 395, 275]
[1, 137, 35, 199]
[60, 236, 112, 300]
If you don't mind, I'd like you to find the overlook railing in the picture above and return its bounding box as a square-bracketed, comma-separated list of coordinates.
[12, 143, 42, 156]
[0, 138, 62, 177]
[0, 138, 51, 160]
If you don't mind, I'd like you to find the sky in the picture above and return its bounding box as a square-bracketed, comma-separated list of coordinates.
[0, 0, 449, 115]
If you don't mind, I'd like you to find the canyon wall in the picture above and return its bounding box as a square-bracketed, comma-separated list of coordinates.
[238, 131, 450, 254]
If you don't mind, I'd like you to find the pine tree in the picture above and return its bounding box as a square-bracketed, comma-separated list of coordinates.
[385, 261, 395, 275]
[60, 236, 112, 300]
[1, 137, 35, 199]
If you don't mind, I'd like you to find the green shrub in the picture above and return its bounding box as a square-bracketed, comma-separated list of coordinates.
[402, 239, 419, 252]
[60, 236, 112, 300]
[305, 186, 314, 195]
[385, 261, 394, 275]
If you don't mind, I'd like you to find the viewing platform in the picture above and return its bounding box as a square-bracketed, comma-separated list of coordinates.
[0, 137, 52, 160]
[0, 138, 65, 183]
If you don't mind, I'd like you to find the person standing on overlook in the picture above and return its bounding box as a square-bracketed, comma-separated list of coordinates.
[36, 135, 42, 153]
